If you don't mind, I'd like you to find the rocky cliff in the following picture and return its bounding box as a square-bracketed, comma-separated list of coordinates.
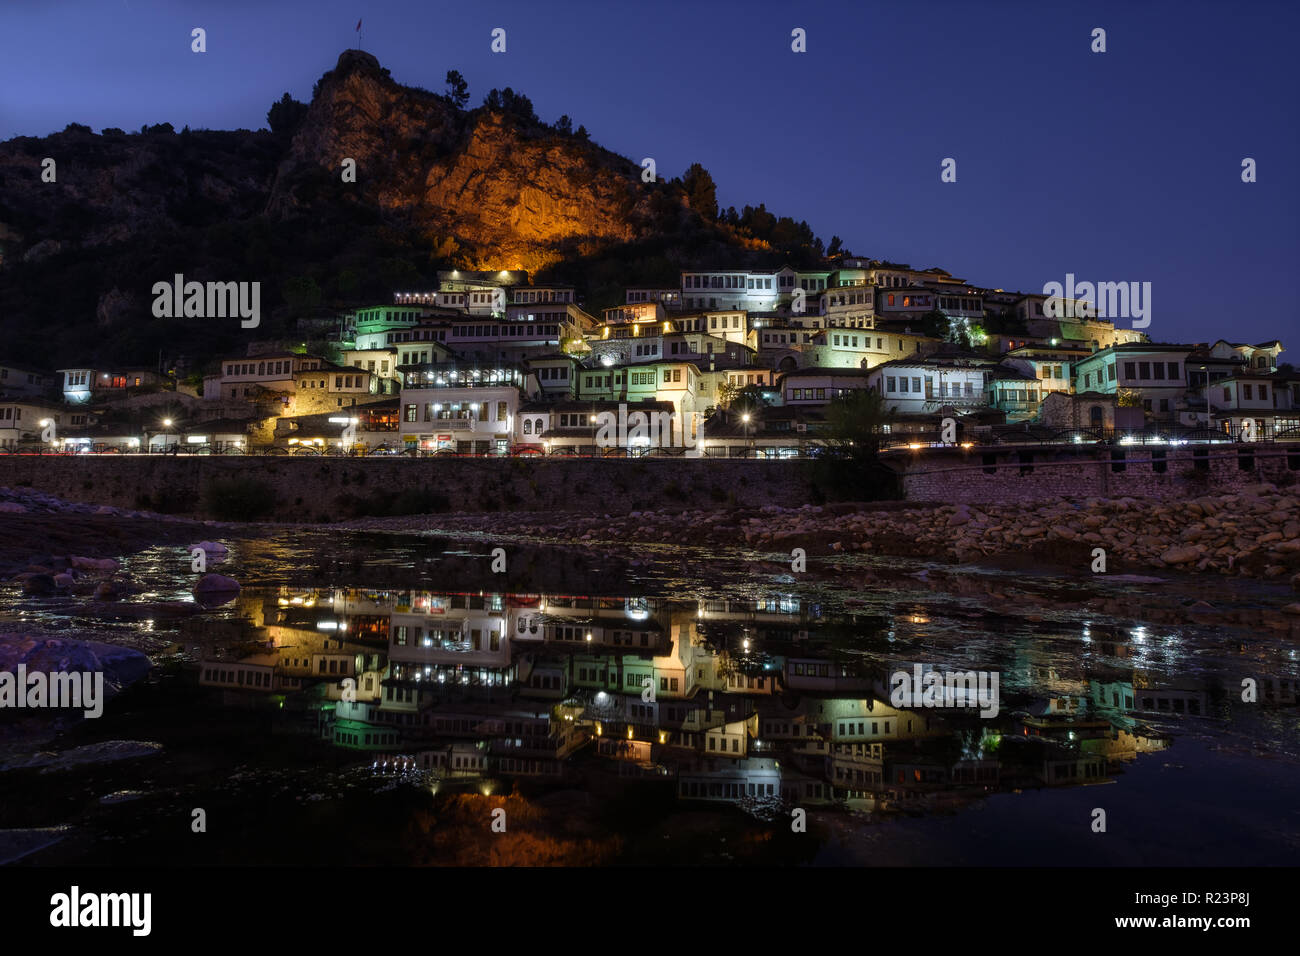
[0, 51, 801, 368]
[268, 51, 653, 273]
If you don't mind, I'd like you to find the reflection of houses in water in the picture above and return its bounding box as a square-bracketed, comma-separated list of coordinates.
[1256, 677, 1298, 707]
[678, 757, 783, 802]
[1089, 678, 1210, 718]
[193, 584, 1193, 812]
[879, 754, 1001, 811]
[199, 652, 279, 696]
[197, 590, 383, 699]
[1037, 753, 1110, 787]
[1079, 728, 1172, 762]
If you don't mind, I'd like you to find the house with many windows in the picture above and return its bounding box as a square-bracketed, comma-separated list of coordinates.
[59, 367, 163, 404]
[866, 355, 998, 416]
[777, 368, 874, 406]
[1070, 344, 1194, 423]
[0, 363, 55, 399]
[679, 266, 830, 313]
[397, 362, 524, 454]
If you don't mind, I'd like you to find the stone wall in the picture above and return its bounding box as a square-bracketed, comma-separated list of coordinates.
[0, 456, 814, 521]
[893, 443, 1300, 503]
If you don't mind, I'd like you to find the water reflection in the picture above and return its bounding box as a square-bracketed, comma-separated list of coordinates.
[168, 572, 1297, 820]
[5, 530, 1298, 864]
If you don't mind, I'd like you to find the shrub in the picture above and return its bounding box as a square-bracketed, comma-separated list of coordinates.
[202, 477, 277, 520]
[333, 486, 452, 518]
[136, 486, 194, 514]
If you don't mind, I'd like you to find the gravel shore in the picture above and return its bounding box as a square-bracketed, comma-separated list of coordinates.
[343, 485, 1300, 589]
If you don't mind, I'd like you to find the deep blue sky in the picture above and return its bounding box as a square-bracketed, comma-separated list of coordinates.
[4, 0, 1297, 347]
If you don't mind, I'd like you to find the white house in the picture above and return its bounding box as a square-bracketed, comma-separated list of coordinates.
[867, 357, 996, 416]
[398, 362, 524, 454]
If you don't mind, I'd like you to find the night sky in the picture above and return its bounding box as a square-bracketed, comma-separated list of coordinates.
[4, 0, 1296, 347]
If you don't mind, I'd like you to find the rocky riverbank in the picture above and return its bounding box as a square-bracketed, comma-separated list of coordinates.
[5, 482, 1300, 593]
[346, 484, 1300, 590]
[0, 486, 214, 596]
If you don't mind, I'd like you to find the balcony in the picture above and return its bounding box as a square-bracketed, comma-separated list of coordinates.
[424, 417, 475, 431]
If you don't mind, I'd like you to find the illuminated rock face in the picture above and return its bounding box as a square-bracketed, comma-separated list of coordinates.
[271, 51, 651, 273]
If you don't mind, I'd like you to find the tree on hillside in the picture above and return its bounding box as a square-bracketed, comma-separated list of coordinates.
[267, 93, 309, 133]
[555, 114, 573, 135]
[682, 163, 718, 221]
[282, 275, 322, 315]
[445, 70, 470, 109]
[721, 383, 768, 415]
[482, 87, 537, 124]
[812, 388, 899, 500]
[921, 308, 950, 341]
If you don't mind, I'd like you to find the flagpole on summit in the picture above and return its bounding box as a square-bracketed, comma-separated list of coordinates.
[356, 18, 362, 52]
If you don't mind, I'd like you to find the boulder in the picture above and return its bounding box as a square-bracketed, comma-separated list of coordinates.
[188, 541, 229, 554]
[20, 574, 56, 595]
[70, 556, 121, 572]
[1159, 546, 1203, 565]
[194, 574, 240, 593]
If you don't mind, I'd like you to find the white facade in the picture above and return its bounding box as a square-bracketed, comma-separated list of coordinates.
[867, 362, 993, 415]
[398, 365, 524, 453]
